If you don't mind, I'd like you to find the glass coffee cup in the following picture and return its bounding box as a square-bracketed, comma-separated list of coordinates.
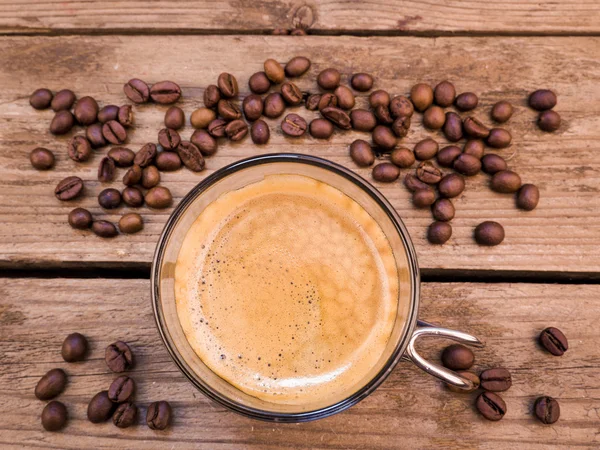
[152, 153, 483, 422]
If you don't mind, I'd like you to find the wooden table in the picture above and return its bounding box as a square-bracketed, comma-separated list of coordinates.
[1, 2, 599, 448]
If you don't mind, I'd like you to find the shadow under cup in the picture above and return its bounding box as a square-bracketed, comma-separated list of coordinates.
[152, 153, 420, 422]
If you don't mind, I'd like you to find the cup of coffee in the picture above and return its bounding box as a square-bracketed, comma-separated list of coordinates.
[152, 154, 483, 422]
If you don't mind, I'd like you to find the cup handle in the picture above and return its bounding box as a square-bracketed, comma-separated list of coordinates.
[404, 320, 485, 390]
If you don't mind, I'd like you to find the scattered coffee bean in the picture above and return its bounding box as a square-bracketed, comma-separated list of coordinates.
[369, 90, 390, 108]
[447, 371, 480, 393]
[372, 125, 397, 150]
[225, 119, 249, 141]
[119, 213, 142, 234]
[516, 184, 540, 210]
[30, 147, 55, 170]
[73, 96, 98, 125]
[412, 188, 436, 208]
[134, 143, 157, 167]
[113, 402, 138, 428]
[158, 128, 181, 151]
[141, 165, 160, 189]
[35, 368, 67, 400]
[491, 101, 513, 123]
[321, 106, 351, 130]
[281, 82, 303, 106]
[150, 80, 181, 104]
[349, 140, 375, 167]
[317, 68, 341, 90]
[481, 153, 508, 174]
[427, 221, 452, 245]
[390, 96, 414, 118]
[98, 105, 119, 123]
[437, 145, 462, 168]
[487, 128, 512, 148]
[453, 153, 481, 176]
[350, 109, 377, 132]
[178, 141, 205, 171]
[432, 198, 455, 221]
[391, 116, 411, 138]
[443, 112, 463, 142]
[248, 72, 271, 94]
[309, 118, 334, 139]
[98, 188, 121, 209]
[390, 147, 415, 168]
[455, 92, 478, 111]
[414, 138, 439, 161]
[374, 104, 393, 125]
[42, 401, 68, 431]
[51, 89, 76, 112]
[105, 341, 133, 372]
[191, 107, 217, 129]
[534, 396, 560, 424]
[108, 147, 135, 167]
[86, 123, 106, 148]
[190, 129, 217, 156]
[538, 110, 561, 132]
[264, 60, 285, 84]
[251, 120, 270, 145]
[476, 392, 506, 421]
[122, 186, 144, 207]
[404, 173, 430, 192]
[61, 332, 88, 362]
[463, 139, 485, 159]
[491, 170, 521, 193]
[55, 176, 83, 201]
[50, 110, 75, 135]
[204, 84, 221, 109]
[145, 186, 173, 209]
[123, 165, 142, 186]
[463, 117, 490, 139]
[539, 327, 568, 356]
[480, 368, 512, 392]
[263, 93, 286, 118]
[438, 173, 465, 198]
[351, 73, 373, 92]
[474, 221, 505, 246]
[305, 94, 321, 111]
[68, 208, 93, 230]
[108, 375, 136, 403]
[124, 78, 150, 103]
[434, 80, 456, 107]
[216, 73, 238, 99]
[334, 85, 355, 110]
[318, 92, 338, 111]
[285, 56, 311, 77]
[242, 94, 264, 121]
[529, 89, 557, 111]
[147, 401, 172, 430]
[423, 106, 445, 130]
[98, 156, 116, 182]
[208, 119, 228, 138]
[88, 391, 116, 423]
[30, 88, 53, 109]
[281, 114, 307, 137]
[164, 106, 185, 130]
[92, 220, 118, 238]
[441, 344, 474, 370]
[416, 161, 442, 184]
[118, 105, 134, 127]
[410, 83, 433, 112]
[102, 120, 127, 145]
[67, 136, 92, 163]
[372, 162, 400, 182]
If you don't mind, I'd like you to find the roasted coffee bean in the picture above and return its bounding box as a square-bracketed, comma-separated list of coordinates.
[481, 153, 507, 174]
[437, 146, 462, 168]
[51, 89, 76, 111]
[410, 83, 433, 112]
[134, 143, 157, 167]
[438, 173, 465, 198]
[158, 128, 181, 151]
[309, 118, 334, 139]
[491, 101, 513, 123]
[404, 173, 430, 192]
[123, 165, 142, 186]
[50, 110, 75, 135]
[68, 208, 92, 230]
[164, 106, 185, 130]
[476, 392, 506, 421]
[414, 138, 439, 161]
[281, 82, 303, 106]
[204, 84, 221, 109]
[61, 332, 88, 362]
[487, 128, 512, 148]
[98, 157, 116, 182]
[141, 165, 160, 189]
[416, 162, 442, 184]
[92, 220, 118, 238]
[321, 106, 351, 130]
[539, 327, 568, 356]
[369, 90, 390, 108]
[372, 125, 396, 150]
[42, 401, 68, 431]
[242, 94, 264, 121]
[517, 184, 540, 210]
[30, 147, 55, 170]
[534, 396, 560, 424]
[118, 213, 143, 234]
[105, 341, 133, 372]
[350, 109, 377, 132]
[441, 344, 474, 370]
[123, 78, 150, 103]
[443, 112, 463, 142]
[55, 176, 83, 201]
[150, 81, 181, 104]
[30, 88, 53, 109]
[263, 60, 284, 84]
[108, 375, 135, 403]
[412, 188, 436, 208]
[529, 89, 557, 111]
[108, 147, 134, 167]
[147, 401, 172, 430]
[263, 93, 286, 118]
[480, 368, 512, 392]
[248, 72, 271, 94]
[423, 106, 445, 130]
[86, 123, 106, 148]
[317, 92, 338, 111]
[250, 120, 270, 145]
[351, 73, 373, 92]
[98, 105, 119, 123]
[463, 117, 490, 139]
[281, 114, 307, 137]
[432, 198, 455, 221]
[372, 163, 400, 182]
[285, 56, 311, 77]
[390, 147, 415, 168]
[447, 371, 480, 393]
[455, 92, 478, 111]
[122, 186, 144, 207]
[349, 140, 375, 167]
[391, 116, 411, 138]
[334, 85, 355, 110]
[428, 221, 452, 245]
[305, 94, 321, 111]
[216, 73, 238, 98]
[35, 368, 67, 400]
[74, 96, 98, 125]
[453, 153, 481, 176]
[68, 136, 92, 162]
[177, 141, 205, 171]
[390, 96, 414, 118]
[113, 402, 138, 428]
[208, 119, 228, 138]
[225, 119, 249, 141]
[474, 221, 505, 246]
[190, 129, 218, 156]
[118, 105, 134, 127]
[434, 80, 456, 107]
[88, 391, 115, 423]
[98, 188, 121, 209]
[191, 107, 217, 129]
[463, 139, 485, 159]
[145, 186, 173, 209]
[317, 68, 341, 90]
[374, 105, 393, 125]
[102, 120, 127, 145]
[491, 170, 521, 193]
[538, 110, 561, 132]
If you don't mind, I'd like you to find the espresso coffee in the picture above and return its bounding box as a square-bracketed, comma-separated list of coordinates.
[175, 174, 399, 404]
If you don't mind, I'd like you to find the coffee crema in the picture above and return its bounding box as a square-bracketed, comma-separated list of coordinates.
[175, 174, 399, 405]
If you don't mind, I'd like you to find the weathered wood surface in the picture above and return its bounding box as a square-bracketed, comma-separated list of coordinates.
[1, 35, 599, 274]
[0, 278, 597, 449]
[1, 1, 600, 35]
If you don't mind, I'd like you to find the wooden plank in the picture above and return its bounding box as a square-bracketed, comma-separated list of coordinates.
[1, 1, 600, 35]
[1, 35, 599, 274]
[0, 278, 598, 448]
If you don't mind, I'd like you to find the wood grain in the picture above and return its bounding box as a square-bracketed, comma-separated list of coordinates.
[0, 278, 598, 449]
[1, 35, 600, 274]
[1, 1, 600, 35]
